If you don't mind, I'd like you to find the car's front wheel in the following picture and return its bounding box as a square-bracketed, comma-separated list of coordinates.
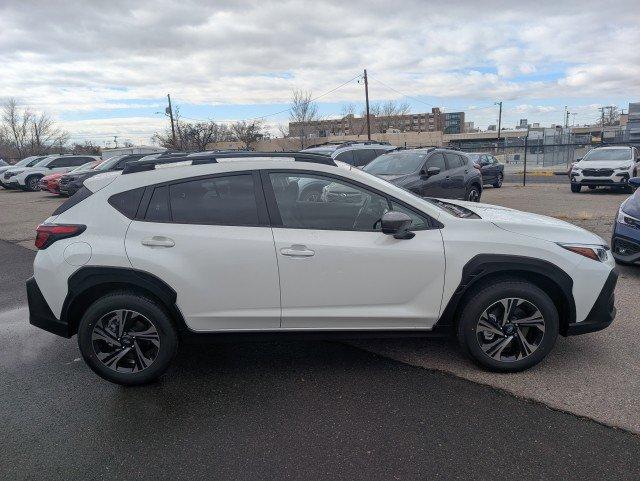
[493, 173, 503, 188]
[77, 292, 178, 385]
[570, 183, 581, 193]
[25, 175, 41, 192]
[456, 279, 559, 372]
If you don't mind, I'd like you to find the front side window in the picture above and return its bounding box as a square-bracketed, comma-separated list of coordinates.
[169, 174, 258, 225]
[351, 149, 380, 167]
[425, 153, 446, 171]
[335, 150, 354, 165]
[269, 173, 389, 231]
[445, 153, 462, 169]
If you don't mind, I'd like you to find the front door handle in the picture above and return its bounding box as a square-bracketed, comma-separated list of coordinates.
[280, 245, 315, 257]
[141, 236, 175, 248]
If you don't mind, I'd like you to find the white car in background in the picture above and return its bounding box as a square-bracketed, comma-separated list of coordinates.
[0, 155, 48, 189]
[570, 146, 640, 193]
[3, 154, 101, 191]
[27, 152, 617, 385]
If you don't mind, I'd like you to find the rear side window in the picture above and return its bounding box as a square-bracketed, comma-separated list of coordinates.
[169, 174, 258, 225]
[108, 187, 145, 219]
[335, 150, 355, 165]
[352, 149, 380, 167]
[445, 153, 463, 169]
[145, 186, 171, 222]
[52, 187, 93, 215]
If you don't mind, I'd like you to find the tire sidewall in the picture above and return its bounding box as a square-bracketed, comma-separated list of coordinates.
[77, 293, 178, 385]
[26, 176, 41, 191]
[457, 281, 559, 372]
[466, 185, 480, 202]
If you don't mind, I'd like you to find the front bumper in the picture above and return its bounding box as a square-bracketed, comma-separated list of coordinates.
[565, 269, 617, 335]
[26, 277, 71, 337]
[571, 171, 631, 187]
[611, 221, 640, 263]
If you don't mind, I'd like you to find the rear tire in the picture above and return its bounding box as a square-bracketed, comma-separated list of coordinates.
[77, 292, 178, 386]
[466, 185, 481, 202]
[456, 279, 559, 372]
[570, 183, 581, 193]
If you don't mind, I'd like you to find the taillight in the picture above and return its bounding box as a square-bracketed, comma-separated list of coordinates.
[35, 224, 86, 249]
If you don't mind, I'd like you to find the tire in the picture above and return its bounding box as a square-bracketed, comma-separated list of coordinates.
[570, 183, 581, 193]
[492, 173, 503, 188]
[25, 175, 41, 192]
[466, 185, 481, 202]
[77, 292, 178, 386]
[456, 279, 559, 372]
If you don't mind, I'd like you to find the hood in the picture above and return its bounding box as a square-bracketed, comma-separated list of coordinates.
[621, 193, 640, 218]
[70, 170, 100, 182]
[575, 160, 632, 170]
[375, 173, 413, 183]
[0, 165, 14, 174]
[42, 172, 63, 180]
[443, 199, 606, 245]
[5, 167, 26, 175]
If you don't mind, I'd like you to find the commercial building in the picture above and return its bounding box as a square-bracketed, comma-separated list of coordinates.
[289, 107, 465, 139]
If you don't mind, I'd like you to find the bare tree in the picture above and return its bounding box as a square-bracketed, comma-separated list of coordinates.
[598, 106, 621, 127]
[341, 103, 359, 135]
[360, 100, 411, 133]
[289, 90, 319, 149]
[30, 111, 69, 153]
[2, 99, 32, 158]
[153, 107, 231, 151]
[231, 120, 263, 150]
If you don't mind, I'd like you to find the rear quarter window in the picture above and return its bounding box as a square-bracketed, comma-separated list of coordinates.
[108, 187, 145, 219]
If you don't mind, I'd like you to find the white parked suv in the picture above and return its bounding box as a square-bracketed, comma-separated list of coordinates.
[27, 152, 617, 385]
[570, 146, 640, 193]
[3, 154, 101, 191]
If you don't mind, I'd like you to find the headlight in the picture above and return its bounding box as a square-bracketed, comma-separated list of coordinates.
[572, 168, 581, 173]
[616, 166, 631, 171]
[558, 243, 609, 262]
[617, 208, 640, 229]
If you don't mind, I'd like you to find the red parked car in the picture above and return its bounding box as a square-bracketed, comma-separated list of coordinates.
[38, 172, 64, 194]
[38, 160, 102, 195]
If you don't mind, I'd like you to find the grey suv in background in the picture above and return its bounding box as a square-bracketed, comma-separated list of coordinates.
[362, 148, 483, 201]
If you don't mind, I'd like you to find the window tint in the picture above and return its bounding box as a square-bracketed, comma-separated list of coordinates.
[445, 153, 463, 169]
[425, 153, 446, 171]
[352, 149, 380, 167]
[51, 187, 93, 215]
[335, 150, 354, 165]
[108, 187, 145, 219]
[145, 186, 171, 222]
[169, 174, 258, 225]
[269, 173, 389, 231]
[390, 202, 428, 230]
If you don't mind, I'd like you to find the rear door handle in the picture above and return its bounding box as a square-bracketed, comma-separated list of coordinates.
[141, 236, 175, 248]
[280, 245, 315, 257]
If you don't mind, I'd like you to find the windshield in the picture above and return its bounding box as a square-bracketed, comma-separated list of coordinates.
[33, 156, 55, 167]
[72, 161, 99, 172]
[97, 155, 124, 170]
[582, 149, 631, 162]
[363, 151, 428, 175]
[467, 153, 481, 163]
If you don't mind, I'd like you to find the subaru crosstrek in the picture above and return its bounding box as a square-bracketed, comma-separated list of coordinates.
[570, 146, 640, 193]
[27, 152, 617, 385]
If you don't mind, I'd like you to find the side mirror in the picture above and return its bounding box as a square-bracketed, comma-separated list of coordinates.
[381, 211, 415, 239]
[628, 177, 640, 188]
[576, 157, 582, 162]
[421, 166, 440, 177]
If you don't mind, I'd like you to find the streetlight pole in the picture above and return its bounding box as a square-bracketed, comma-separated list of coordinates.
[495, 101, 502, 155]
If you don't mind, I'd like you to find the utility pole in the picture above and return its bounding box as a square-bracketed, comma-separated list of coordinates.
[167, 94, 177, 147]
[363, 69, 371, 140]
[564, 106, 569, 128]
[495, 101, 502, 142]
[600, 107, 605, 144]
[113, 135, 118, 148]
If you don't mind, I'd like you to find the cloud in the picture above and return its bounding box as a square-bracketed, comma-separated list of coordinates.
[1, 0, 638, 138]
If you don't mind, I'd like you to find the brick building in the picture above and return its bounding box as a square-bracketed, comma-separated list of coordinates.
[289, 107, 465, 139]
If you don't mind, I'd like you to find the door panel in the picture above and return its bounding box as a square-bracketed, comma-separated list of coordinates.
[416, 152, 447, 197]
[272, 228, 445, 329]
[126, 221, 281, 331]
[444, 153, 466, 198]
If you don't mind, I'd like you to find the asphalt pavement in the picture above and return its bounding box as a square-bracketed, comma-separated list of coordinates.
[1, 239, 640, 480]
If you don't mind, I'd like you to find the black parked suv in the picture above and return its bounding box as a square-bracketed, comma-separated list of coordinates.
[59, 154, 146, 196]
[362, 148, 482, 201]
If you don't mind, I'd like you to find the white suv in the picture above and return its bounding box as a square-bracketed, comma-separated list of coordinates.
[27, 152, 617, 385]
[302, 141, 397, 167]
[4, 154, 101, 191]
[570, 146, 640, 193]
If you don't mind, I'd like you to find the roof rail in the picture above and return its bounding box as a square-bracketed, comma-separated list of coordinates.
[122, 151, 337, 175]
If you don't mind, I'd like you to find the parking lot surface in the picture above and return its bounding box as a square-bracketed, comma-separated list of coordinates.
[1, 183, 639, 480]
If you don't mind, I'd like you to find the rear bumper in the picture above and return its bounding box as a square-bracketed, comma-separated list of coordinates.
[26, 277, 71, 338]
[564, 269, 617, 336]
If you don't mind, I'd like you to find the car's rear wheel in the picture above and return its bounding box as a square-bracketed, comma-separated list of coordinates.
[570, 183, 581, 193]
[456, 279, 558, 372]
[25, 175, 41, 192]
[77, 292, 178, 385]
[493, 173, 503, 188]
[466, 185, 481, 202]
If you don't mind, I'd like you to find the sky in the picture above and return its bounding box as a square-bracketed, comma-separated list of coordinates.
[1, 0, 639, 146]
